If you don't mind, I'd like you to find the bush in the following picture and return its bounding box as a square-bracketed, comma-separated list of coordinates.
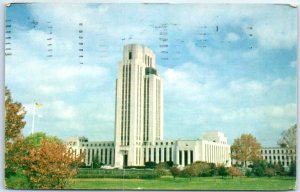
[5, 172, 31, 189]
[252, 160, 267, 177]
[265, 168, 275, 178]
[217, 165, 228, 178]
[76, 169, 160, 179]
[166, 161, 174, 168]
[144, 161, 157, 169]
[245, 169, 252, 177]
[170, 166, 180, 179]
[228, 167, 242, 178]
[191, 161, 216, 177]
[155, 162, 169, 176]
[289, 161, 296, 176]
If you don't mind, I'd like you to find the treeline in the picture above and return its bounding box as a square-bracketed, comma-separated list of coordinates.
[152, 160, 296, 179]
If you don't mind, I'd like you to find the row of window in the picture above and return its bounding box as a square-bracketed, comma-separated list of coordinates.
[82, 143, 114, 147]
[261, 149, 294, 154]
[263, 155, 296, 161]
[179, 150, 194, 166]
[128, 51, 153, 67]
[84, 148, 114, 165]
[121, 64, 131, 146]
[144, 147, 173, 163]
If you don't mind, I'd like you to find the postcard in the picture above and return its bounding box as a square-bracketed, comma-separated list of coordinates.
[4, 3, 297, 190]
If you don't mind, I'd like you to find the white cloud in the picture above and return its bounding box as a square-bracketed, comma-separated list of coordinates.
[229, 79, 267, 95]
[271, 77, 296, 87]
[225, 33, 240, 42]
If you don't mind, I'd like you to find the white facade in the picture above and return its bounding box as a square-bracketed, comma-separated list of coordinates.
[66, 137, 115, 166]
[66, 132, 231, 167]
[261, 147, 296, 169]
[66, 44, 231, 168]
[114, 44, 163, 168]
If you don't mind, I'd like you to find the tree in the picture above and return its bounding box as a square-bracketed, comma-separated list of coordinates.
[170, 166, 181, 179]
[227, 167, 242, 178]
[231, 134, 261, 167]
[288, 161, 296, 177]
[5, 87, 27, 178]
[22, 139, 83, 189]
[5, 88, 84, 189]
[277, 124, 296, 149]
[251, 160, 266, 177]
[217, 165, 228, 179]
[5, 87, 26, 142]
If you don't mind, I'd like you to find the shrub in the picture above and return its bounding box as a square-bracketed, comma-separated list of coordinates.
[166, 161, 174, 168]
[76, 169, 160, 179]
[144, 161, 157, 169]
[155, 162, 169, 176]
[265, 168, 275, 178]
[5, 172, 31, 189]
[228, 167, 242, 178]
[191, 161, 216, 177]
[289, 161, 296, 176]
[181, 166, 198, 180]
[252, 160, 267, 177]
[170, 166, 181, 179]
[245, 169, 252, 177]
[217, 165, 228, 178]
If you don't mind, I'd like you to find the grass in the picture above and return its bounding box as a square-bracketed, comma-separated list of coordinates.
[68, 176, 296, 190]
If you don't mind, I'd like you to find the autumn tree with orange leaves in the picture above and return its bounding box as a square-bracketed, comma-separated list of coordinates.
[5, 87, 27, 177]
[5, 87, 84, 189]
[231, 134, 261, 167]
[22, 138, 84, 189]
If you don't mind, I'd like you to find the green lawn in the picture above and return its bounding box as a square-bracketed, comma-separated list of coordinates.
[68, 176, 296, 190]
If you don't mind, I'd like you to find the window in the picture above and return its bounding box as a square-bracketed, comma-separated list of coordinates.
[129, 52, 132, 59]
[277, 150, 279, 153]
[179, 151, 182, 165]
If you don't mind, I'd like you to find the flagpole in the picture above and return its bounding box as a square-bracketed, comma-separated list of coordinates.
[31, 103, 36, 134]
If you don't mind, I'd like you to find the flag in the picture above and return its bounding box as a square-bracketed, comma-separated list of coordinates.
[35, 102, 43, 108]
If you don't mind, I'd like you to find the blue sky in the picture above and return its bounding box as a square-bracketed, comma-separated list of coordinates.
[5, 3, 297, 146]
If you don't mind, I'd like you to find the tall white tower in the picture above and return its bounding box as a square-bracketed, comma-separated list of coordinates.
[114, 44, 163, 168]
